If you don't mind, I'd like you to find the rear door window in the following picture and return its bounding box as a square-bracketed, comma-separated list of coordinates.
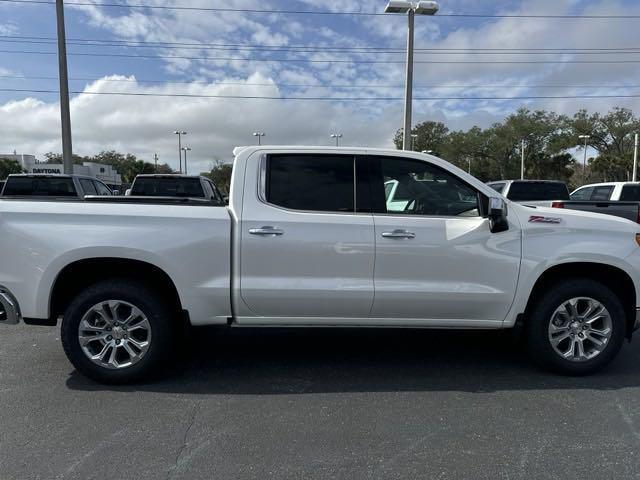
[266, 154, 355, 212]
[591, 186, 614, 201]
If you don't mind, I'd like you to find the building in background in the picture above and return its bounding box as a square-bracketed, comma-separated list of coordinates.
[0, 153, 123, 189]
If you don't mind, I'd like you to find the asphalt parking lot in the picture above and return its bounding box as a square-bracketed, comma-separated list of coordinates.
[1, 324, 640, 480]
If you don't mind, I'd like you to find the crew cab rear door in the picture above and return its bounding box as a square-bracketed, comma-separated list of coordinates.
[237, 152, 375, 321]
[367, 155, 521, 326]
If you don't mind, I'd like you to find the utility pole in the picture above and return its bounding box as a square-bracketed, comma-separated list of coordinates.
[56, 0, 73, 174]
[154, 153, 158, 173]
[520, 139, 525, 180]
[634, 133, 639, 182]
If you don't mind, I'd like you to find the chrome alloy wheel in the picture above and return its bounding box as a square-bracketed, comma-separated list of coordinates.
[547, 297, 613, 362]
[78, 300, 152, 369]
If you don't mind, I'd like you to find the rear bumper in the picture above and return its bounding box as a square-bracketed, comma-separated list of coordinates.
[0, 286, 21, 325]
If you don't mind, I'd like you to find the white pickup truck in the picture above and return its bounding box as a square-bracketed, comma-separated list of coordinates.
[1, 146, 640, 384]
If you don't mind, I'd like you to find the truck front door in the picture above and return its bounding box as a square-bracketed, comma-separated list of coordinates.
[368, 155, 521, 326]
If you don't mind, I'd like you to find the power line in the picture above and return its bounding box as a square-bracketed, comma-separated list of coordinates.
[6, 49, 640, 64]
[3, 74, 640, 90]
[3, 87, 640, 101]
[2, 0, 640, 19]
[3, 35, 640, 55]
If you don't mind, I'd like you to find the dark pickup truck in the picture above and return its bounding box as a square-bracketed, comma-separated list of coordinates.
[1, 174, 114, 198]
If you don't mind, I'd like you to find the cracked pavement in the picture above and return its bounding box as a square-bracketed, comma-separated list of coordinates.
[2, 324, 640, 479]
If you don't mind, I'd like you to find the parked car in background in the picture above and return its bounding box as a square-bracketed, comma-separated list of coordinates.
[570, 182, 640, 202]
[2, 146, 640, 384]
[548, 182, 640, 223]
[1, 174, 113, 198]
[486, 180, 570, 207]
[127, 174, 225, 204]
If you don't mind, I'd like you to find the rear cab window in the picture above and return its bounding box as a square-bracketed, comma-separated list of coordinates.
[131, 177, 205, 198]
[506, 182, 570, 201]
[620, 184, 640, 201]
[2, 177, 77, 196]
[79, 178, 97, 196]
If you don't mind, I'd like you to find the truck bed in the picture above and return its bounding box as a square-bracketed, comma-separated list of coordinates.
[552, 200, 640, 223]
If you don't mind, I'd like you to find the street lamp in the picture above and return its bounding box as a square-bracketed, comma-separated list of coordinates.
[253, 131, 265, 145]
[330, 133, 343, 146]
[520, 139, 526, 180]
[578, 134, 591, 183]
[181, 147, 191, 175]
[384, 1, 439, 151]
[173, 130, 187, 173]
[410, 133, 418, 151]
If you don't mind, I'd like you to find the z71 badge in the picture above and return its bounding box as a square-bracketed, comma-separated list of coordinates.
[529, 215, 562, 224]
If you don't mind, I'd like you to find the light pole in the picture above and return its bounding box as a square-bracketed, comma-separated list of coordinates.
[578, 134, 591, 183]
[520, 139, 525, 180]
[174, 130, 187, 173]
[253, 131, 265, 145]
[384, 0, 439, 151]
[633, 133, 638, 182]
[330, 133, 343, 146]
[411, 134, 418, 151]
[154, 153, 158, 173]
[181, 147, 191, 175]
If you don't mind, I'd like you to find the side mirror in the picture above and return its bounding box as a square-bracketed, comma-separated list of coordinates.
[125, 189, 132, 196]
[112, 190, 120, 196]
[488, 197, 509, 233]
[223, 195, 229, 205]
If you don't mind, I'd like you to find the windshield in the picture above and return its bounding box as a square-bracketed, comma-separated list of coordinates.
[131, 177, 205, 197]
[507, 182, 570, 201]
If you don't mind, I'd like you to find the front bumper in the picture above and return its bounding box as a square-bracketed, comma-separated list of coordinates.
[0, 286, 21, 325]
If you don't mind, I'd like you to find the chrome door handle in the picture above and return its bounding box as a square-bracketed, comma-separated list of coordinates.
[381, 229, 415, 239]
[249, 226, 284, 236]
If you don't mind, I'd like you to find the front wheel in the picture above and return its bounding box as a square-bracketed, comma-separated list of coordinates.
[61, 279, 174, 384]
[526, 279, 626, 375]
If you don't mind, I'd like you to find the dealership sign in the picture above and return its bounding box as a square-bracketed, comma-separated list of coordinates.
[29, 165, 63, 174]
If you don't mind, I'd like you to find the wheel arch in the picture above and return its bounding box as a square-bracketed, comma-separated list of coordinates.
[523, 262, 636, 337]
[49, 258, 185, 323]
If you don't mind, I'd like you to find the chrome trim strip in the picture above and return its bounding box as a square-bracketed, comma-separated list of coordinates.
[0, 286, 21, 325]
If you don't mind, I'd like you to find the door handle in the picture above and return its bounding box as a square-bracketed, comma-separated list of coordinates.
[249, 226, 284, 236]
[381, 229, 416, 239]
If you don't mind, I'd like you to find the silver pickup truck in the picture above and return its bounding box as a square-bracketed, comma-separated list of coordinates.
[552, 182, 640, 223]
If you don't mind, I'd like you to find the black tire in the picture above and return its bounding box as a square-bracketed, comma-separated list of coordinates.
[526, 278, 626, 375]
[61, 279, 174, 384]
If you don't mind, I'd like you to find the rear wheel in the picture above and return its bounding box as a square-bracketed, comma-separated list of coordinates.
[526, 279, 626, 375]
[61, 279, 174, 384]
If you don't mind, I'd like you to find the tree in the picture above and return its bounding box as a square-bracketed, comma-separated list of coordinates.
[394, 121, 449, 155]
[202, 160, 233, 193]
[0, 158, 23, 179]
[43, 152, 89, 165]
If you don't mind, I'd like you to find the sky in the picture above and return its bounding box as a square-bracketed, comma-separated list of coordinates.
[1, 0, 640, 173]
